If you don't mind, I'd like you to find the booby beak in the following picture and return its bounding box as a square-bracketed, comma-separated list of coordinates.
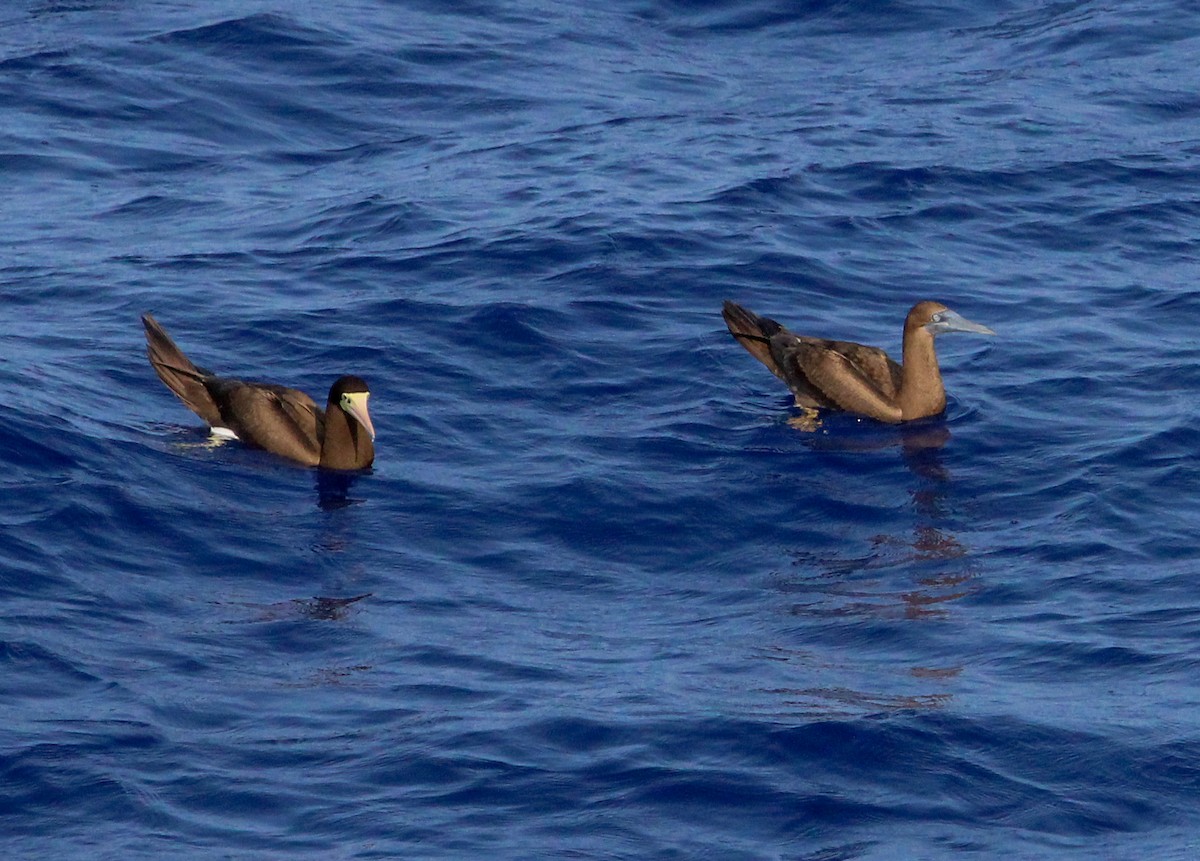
[340, 391, 376, 441]
[927, 309, 995, 337]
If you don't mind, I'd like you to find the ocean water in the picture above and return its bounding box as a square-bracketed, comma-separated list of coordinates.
[3, 0, 1200, 857]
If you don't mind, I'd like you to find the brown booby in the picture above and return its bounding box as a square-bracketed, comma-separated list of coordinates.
[722, 300, 994, 423]
[142, 314, 375, 469]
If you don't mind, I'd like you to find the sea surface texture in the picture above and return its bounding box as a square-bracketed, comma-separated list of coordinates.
[4, 1, 1200, 858]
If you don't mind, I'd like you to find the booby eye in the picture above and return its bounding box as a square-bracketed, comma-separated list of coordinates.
[930, 312, 944, 324]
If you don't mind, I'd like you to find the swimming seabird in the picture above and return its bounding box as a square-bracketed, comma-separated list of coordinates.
[142, 313, 375, 469]
[722, 300, 994, 423]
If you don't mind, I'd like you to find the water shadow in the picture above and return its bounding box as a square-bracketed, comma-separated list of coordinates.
[315, 468, 370, 510]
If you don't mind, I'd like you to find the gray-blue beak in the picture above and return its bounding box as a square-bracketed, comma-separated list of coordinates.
[927, 309, 995, 336]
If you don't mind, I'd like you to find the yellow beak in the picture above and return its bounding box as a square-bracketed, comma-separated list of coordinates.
[340, 392, 376, 441]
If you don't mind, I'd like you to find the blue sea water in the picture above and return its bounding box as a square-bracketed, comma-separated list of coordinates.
[3, 0, 1200, 857]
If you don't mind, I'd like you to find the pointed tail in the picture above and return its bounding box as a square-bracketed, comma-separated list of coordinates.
[721, 300, 785, 378]
[141, 313, 223, 427]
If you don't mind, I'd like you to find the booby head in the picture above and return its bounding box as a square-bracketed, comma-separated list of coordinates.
[330, 375, 376, 441]
[912, 302, 996, 337]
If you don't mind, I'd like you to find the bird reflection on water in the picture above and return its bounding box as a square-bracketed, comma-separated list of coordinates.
[316, 468, 369, 511]
[221, 592, 372, 623]
[785, 417, 977, 619]
[756, 419, 976, 716]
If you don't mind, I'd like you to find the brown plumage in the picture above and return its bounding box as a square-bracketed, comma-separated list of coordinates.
[722, 300, 994, 423]
[142, 314, 375, 469]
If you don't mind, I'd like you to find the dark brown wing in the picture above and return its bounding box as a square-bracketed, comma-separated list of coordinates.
[817, 339, 902, 400]
[787, 342, 904, 422]
[208, 380, 324, 466]
[760, 331, 901, 411]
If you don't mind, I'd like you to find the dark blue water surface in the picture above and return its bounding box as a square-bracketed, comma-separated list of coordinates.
[4, 0, 1200, 857]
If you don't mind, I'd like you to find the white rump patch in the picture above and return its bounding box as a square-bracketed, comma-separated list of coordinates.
[209, 427, 239, 441]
